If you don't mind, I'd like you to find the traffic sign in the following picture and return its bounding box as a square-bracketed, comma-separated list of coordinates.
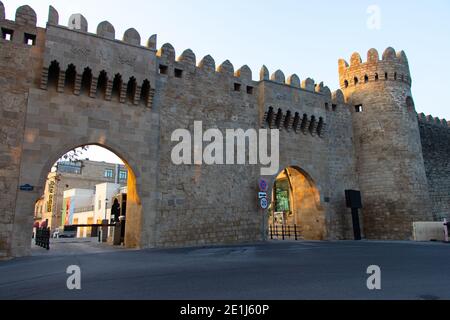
[259, 179, 268, 192]
[260, 198, 269, 210]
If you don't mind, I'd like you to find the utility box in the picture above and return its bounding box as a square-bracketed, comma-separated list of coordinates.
[413, 222, 446, 242]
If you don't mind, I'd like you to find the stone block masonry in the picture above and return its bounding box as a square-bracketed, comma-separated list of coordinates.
[0, 2, 448, 258]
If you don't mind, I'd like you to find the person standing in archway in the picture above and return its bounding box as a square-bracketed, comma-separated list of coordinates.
[111, 199, 120, 224]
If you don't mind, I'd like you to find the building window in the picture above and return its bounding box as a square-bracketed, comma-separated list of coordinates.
[234, 83, 241, 92]
[174, 68, 183, 78]
[159, 65, 168, 75]
[2, 28, 13, 41]
[355, 105, 363, 113]
[24, 33, 36, 46]
[246, 86, 254, 95]
[57, 161, 82, 174]
[104, 169, 113, 178]
[119, 170, 127, 181]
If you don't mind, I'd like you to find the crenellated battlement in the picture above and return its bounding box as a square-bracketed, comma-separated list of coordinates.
[418, 113, 450, 129]
[156, 42, 257, 93]
[0, 2, 39, 46]
[1, 2, 337, 105]
[155, 40, 334, 99]
[0, 2, 157, 49]
[338, 47, 412, 90]
[46, 7, 157, 50]
[261, 65, 333, 97]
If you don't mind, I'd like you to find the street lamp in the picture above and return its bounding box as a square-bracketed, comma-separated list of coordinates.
[104, 198, 109, 220]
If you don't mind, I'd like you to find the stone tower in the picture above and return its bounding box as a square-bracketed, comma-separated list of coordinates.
[339, 48, 433, 240]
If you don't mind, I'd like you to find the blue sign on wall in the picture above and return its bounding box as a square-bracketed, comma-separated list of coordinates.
[19, 184, 34, 192]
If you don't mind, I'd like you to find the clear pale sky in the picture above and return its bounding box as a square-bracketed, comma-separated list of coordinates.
[4, 0, 450, 161]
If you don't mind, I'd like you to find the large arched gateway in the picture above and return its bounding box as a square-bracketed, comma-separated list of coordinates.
[12, 123, 156, 257]
[34, 144, 143, 247]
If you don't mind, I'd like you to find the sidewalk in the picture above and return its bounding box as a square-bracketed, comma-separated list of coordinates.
[31, 237, 131, 257]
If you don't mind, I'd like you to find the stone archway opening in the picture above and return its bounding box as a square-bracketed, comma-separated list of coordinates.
[268, 167, 326, 240]
[32, 144, 142, 253]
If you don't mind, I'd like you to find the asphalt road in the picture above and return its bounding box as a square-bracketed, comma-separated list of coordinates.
[0, 240, 449, 300]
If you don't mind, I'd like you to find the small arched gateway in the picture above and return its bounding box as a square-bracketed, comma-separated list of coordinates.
[269, 167, 326, 240]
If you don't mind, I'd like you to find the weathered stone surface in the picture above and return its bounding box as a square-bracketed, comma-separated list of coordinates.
[198, 55, 215, 72]
[123, 28, 141, 46]
[158, 43, 175, 61]
[15, 5, 37, 26]
[339, 48, 436, 240]
[367, 48, 379, 63]
[97, 21, 115, 40]
[419, 118, 450, 221]
[178, 49, 196, 67]
[260, 65, 269, 81]
[235, 65, 252, 81]
[217, 60, 234, 75]
[302, 78, 315, 92]
[271, 70, 285, 84]
[147, 34, 157, 50]
[0, 1, 5, 21]
[48, 5, 58, 25]
[0, 5, 447, 259]
[287, 74, 300, 87]
[68, 13, 88, 32]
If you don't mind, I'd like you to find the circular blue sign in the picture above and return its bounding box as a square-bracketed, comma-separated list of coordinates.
[260, 198, 269, 210]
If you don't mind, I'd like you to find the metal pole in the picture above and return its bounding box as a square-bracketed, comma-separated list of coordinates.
[104, 198, 108, 220]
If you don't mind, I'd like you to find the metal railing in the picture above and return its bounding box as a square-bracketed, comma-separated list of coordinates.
[35, 228, 50, 250]
[269, 224, 303, 241]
